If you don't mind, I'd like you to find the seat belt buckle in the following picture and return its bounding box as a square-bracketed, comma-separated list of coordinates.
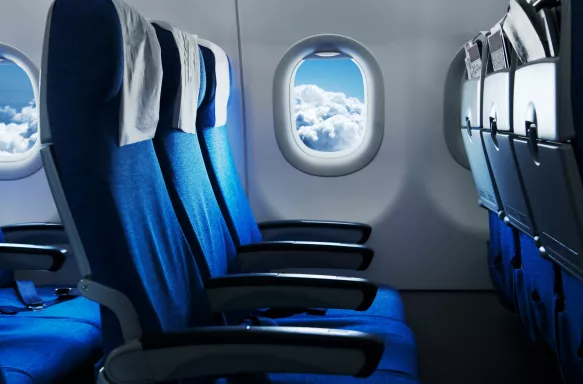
[27, 302, 46, 311]
[54, 287, 76, 297]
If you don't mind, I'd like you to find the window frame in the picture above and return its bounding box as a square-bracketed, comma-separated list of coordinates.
[274, 34, 384, 177]
[0, 43, 42, 180]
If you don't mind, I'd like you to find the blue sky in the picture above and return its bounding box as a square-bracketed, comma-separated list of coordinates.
[0, 60, 34, 110]
[294, 58, 365, 101]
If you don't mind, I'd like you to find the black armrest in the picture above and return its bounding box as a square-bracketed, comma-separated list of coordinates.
[0, 243, 67, 271]
[237, 241, 374, 272]
[258, 220, 372, 244]
[205, 273, 377, 313]
[102, 326, 383, 382]
[1, 222, 67, 245]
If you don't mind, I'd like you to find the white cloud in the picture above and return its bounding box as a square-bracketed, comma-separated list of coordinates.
[294, 84, 365, 152]
[0, 102, 39, 156]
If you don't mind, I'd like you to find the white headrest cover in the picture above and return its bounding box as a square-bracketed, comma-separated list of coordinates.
[154, 21, 201, 134]
[198, 38, 230, 127]
[111, 0, 163, 146]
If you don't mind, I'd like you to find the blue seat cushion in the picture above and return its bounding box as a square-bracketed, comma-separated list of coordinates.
[0, 286, 101, 328]
[0, 316, 102, 383]
[324, 286, 406, 322]
[275, 315, 418, 379]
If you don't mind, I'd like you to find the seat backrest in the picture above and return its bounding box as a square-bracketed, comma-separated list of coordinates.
[555, 0, 583, 380]
[41, 0, 214, 353]
[460, 33, 504, 215]
[150, 22, 239, 281]
[505, 0, 583, 281]
[196, 41, 262, 248]
[481, 19, 537, 236]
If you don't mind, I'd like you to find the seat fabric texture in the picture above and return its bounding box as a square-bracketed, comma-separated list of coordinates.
[44, 1, 421, 383]
[0, 230, 102, 383]
[151, 36, 406, 323]
[150, 23, 418, 381]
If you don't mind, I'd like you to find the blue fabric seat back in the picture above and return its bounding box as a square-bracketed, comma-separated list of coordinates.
[557, 2, 583, 380]
[45, 0, 214, 353]
[517, 234, 558, 350]
[151, 25, 238, 281]
[196, 45, 262, 248]
[487, 212, 515, 312]
[558, 270, 583, 382]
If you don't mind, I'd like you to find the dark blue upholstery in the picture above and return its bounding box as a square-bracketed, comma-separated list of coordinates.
[557, 2, 583, 380]
[519, 234, 558, 352]
[149, 31, 419, 381]
[487, 213, 515, 311]
[152, 25, 238, 282]
[196, 47, 262, 248]
[557, 270, 583, 383]
[43, 2, 419, 383]
[0, 227, 102, 382]
[0, 317, 101, 383]
[46, 0, 215, 357]
[195, 44, 406, 322]
[199, 124, 262, 247]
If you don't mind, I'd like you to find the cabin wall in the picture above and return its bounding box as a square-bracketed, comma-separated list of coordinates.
[238, 0, 509, 289]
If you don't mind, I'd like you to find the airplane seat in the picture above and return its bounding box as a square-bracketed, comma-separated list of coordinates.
[194, 39, 407, 322]
[482, 0, 558, 352]
[149, 23, 419, 379]
[41, 1, 421, 382]
[554, 0, 583, 381]
[460, 32, 518, 313]
[0, 225, 102, 382]
[194, 48, 372, 248]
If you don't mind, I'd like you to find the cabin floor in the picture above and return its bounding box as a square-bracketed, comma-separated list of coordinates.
[401, 291, 563, 384]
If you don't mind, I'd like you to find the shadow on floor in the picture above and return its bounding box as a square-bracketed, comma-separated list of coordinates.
[401, 291, 563, 384]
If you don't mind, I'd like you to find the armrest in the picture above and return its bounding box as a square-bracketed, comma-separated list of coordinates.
[258, 220, 372, 244]
[1, 222, 67, 245]
[205, 273, 377, 313]
[102, 326, 383, 382]
[0, 243, 67, 271]
[237, 241, 374, 272]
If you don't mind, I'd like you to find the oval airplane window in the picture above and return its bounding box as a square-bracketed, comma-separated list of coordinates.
[0, 44, 41, 180]
[274, 35, 384, 177]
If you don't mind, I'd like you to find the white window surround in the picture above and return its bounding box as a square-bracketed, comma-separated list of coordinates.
[273, 34, 384, 177]
[0, 43, 42, 180]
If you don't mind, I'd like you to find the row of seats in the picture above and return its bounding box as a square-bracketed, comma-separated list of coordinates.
[1, 0, 421, 382]
[460, 0, 582, 382]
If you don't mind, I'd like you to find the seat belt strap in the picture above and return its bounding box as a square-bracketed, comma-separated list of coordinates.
[0, 281, 80, 314]
[15, 280, 45, 310]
